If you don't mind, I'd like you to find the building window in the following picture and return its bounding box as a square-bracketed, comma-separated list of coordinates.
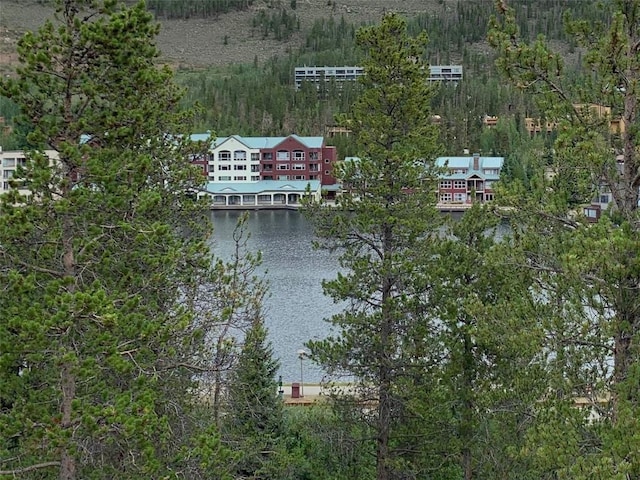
[485, 180, 494, 190]
[440, 192, 452, 202]
[2, 158, 16, 167]
[263, 152, 273, 161]
[251, 152, 260, 161]
[218, 175, 231, 181]
[452, 169, 467, 174]
[263, 164, 273, 171]
[324, 170, 330, 175]
[483, 168, 499, 175]
[218, 150, 231, 162]
[293, 175, 305, 180]
[309, 175, 318, 180]
[233, 165, 247, 171]
[293, 150, 305, 161]
[277, 164, 289, 170]
[453, 192, 466, 202]
[453, 180, 466, 189]
[251, 175, 260, 181]
[309, 164, 319, 172]
[584, 207, 598, 218]
[234, 150, 246, 161]
[3, 170, 14, 179]
[278, 175, 290, 180]
[234, 176, 247, 181]
[263, 175, 273, 180]
[251, 165, 260, 172]
[324, 158, 331, 163]
[309, 151, 319, 160]
[292, 164, 305, 170]
[277, 150, 290, 161]
[218, 164, 231, 171]
[440, 180, 452, 189]
[599, 194, 610, 203]
[485, 193, 495, 202]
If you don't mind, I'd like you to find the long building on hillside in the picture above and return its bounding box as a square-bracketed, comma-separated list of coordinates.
[294, 65, 463, 90]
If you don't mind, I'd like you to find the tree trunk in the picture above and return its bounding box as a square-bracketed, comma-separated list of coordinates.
[376, 224, 394, 480]
[59, 362, 76, 480]
[60, 179, 77, 479]
[377, 366, 392, 480]
[612, 27, 639, 422]
[461, 331, 474, 480]
[612, 282, 639, 423]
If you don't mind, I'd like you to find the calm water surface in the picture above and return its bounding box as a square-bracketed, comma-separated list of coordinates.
[209, 210, 507, 383]
[209, 210, 340, 383]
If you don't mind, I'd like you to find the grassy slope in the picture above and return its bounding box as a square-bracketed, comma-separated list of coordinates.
[0, 0, 443, 75]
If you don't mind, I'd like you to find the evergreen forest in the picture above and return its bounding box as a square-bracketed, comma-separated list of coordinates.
[1, 0, 639, 479]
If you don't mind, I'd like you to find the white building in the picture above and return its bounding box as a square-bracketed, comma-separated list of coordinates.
[201, 134, 262, 183]
[0, 148, 60, 198]
[428, 65, 463, 82]
[191, 133, 338, 185]
[294, 65, 463, 90]
[197, 180, 322, 208]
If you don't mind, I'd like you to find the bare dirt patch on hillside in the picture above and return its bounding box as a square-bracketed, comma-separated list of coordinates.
[0, 0, 444, 73]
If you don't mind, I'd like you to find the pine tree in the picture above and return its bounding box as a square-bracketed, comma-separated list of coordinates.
[225, 317, 283, 478]
[0, 1, 220, 478]
[489, 0, 640, 477]
[305, 13, 443, 480]
[420, 204, 544, 479]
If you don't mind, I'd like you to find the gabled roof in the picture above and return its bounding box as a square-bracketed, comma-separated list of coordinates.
[436, 155, 504, 181]
[272, 134, 325, 149]
[481, 157, 504, 169]
[193, 134, 326, 150]
[211, 134, 256, 150]
[190, 132, 213, 143]
[436, 156, 504, 170]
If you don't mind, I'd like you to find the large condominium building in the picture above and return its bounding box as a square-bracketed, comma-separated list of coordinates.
[294, 65, 463, 90]
[191, 133, 338, 186]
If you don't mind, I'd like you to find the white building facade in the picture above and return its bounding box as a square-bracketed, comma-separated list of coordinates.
[208, 135, 262, 183]
[0, 149, 60, 197]
[294, 65, 463, 90]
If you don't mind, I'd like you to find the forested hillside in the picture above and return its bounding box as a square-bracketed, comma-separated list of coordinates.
[1, 0, 611, 159]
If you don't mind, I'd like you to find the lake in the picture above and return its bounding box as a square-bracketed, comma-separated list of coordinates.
[209, 209, 497, 384]
[209, 209, 340, 383]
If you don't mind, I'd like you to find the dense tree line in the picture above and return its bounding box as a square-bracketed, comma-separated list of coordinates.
[1, 1, 607, 158]
[146, 0, 255, 19]
[171, 0, 607, 158]
[252, 7, 300, 40]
